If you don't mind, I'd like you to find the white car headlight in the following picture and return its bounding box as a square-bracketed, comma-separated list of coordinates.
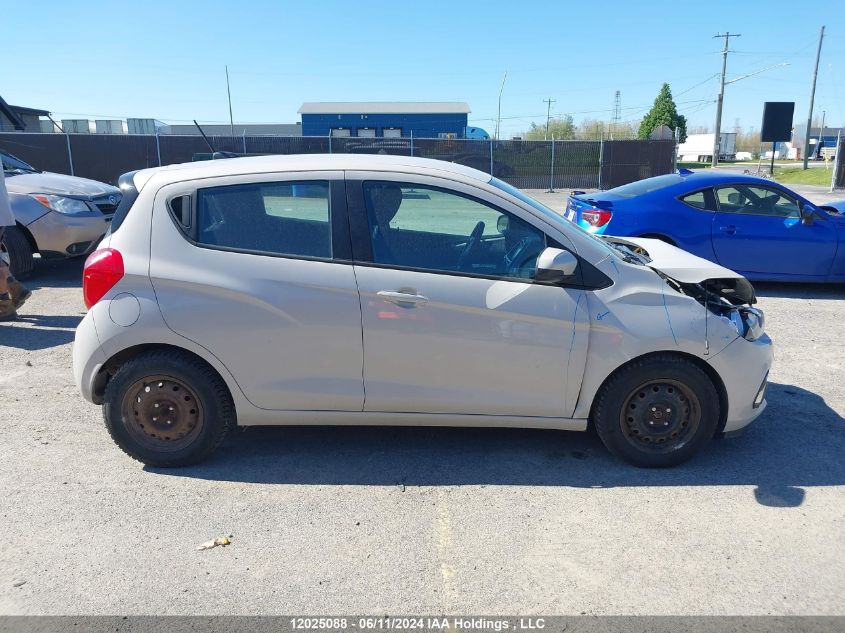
[32, 194, 93, 216]
[729, 307, 765, 341]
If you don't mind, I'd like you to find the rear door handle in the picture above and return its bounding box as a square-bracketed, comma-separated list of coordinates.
[719, 225, 737, 235]
[377, 290, 430, 306]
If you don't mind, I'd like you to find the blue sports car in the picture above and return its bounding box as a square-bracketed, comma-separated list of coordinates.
[565, 170, 845, 282]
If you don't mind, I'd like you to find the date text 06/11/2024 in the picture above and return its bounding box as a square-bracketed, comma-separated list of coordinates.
[289, 618, 547, 631]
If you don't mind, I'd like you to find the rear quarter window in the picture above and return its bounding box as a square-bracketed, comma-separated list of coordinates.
[680, 190, 707, 210]
[195, 181, 332, 259]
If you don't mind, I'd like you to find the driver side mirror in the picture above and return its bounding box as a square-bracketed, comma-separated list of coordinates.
[535, 247, 578, 283]
[800, 202, 816, 225]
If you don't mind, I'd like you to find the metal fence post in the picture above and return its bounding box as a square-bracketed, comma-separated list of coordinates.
[831, 130, 842, 192]
[65, 133, 74, 176]
[242, 131, 247, 155]
[547, 138, 556, 192]
[673, 128, 679, 172]
[489, 138, 494, 175]
[155, 132, 162, 166]
[410, 131, 414, 157]
[598, 135, 604, 190]
[328, 135, 332, 154]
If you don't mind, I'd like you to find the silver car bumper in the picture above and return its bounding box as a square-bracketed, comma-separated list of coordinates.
[707, 333, 774, 434]
[27, 210, 110, 257]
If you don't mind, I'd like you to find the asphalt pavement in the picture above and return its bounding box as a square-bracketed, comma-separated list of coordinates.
[0, 251, 843, 616]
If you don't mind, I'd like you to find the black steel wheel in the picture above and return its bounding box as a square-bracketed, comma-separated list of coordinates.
[593, 355, 720, 467]
[120, 375, 205, 453]
[103, 350, 234, 467]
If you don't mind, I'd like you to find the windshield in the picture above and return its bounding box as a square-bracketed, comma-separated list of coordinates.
[1, 149, 38, 174]
[603, 173, 683, 199]
[489, 177, 620, 259]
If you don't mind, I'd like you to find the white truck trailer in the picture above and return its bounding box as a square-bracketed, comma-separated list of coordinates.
[677, 133, 737, 162]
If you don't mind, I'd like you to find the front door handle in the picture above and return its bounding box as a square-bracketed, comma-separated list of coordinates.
[377, 290, 429, 306]
[719, 225, 738, 235]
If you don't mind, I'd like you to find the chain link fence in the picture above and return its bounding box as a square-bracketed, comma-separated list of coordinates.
[0, 133, 674, 191]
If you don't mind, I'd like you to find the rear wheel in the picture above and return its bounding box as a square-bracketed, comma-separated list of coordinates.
[102, 350, 234, 467]
[1, 225, 34, 279]
[593, 355, 720, 467]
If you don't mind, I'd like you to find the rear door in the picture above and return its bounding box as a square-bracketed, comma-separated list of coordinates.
[149, 171, 364, 411]
[346, 172, 587, 418]
[711, 183, 837, 277]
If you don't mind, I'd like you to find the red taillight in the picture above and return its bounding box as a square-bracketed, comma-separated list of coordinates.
[581, 208, 612, 227]
[83, 248, 124, 309]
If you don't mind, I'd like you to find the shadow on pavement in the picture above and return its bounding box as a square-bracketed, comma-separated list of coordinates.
[0, 314, 82, 350]
[754, 281, 845, 300]
[20, 257, 85, 290]
[149, 382, 844, 507]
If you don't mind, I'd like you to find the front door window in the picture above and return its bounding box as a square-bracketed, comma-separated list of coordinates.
[362, 181, 546, 280]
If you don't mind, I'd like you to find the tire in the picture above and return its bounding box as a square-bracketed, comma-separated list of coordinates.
[592, 355, 720, 467]
[102, 350, 235, 467]
[1, 225, 34, 279]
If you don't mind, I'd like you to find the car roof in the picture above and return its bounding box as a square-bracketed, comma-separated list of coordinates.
[674, 170, 786, 188]
[132, 154, 492, 189]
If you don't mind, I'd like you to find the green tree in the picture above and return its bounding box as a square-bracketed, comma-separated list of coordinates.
[523, 115, 576, 140]
[638, 83, 687, 143]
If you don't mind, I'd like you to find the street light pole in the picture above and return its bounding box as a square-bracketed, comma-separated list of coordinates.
[496, 71, 507, 140]
[225, 65, 235, 137]
[543, 98, 556, 141]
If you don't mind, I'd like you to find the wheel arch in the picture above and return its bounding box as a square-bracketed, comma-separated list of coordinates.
[587, 350, 729, 434]
[92, 343, 237, 415]
[15, 221, 39, 252]
[638, 232, 677, 246]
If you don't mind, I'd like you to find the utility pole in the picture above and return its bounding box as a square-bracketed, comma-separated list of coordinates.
[496, 71, 507, 140]
[802, 26, 825, 169]
[543, 98, 556, 140]
[225, 65, 235, 137]
[712, 32, 741, 167]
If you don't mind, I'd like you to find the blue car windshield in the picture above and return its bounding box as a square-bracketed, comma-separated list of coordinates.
[489, 177, 617, 258]
[604, 174, 684, 198]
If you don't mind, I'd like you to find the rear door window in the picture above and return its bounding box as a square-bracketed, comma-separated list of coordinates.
[196, 181, 331, 258]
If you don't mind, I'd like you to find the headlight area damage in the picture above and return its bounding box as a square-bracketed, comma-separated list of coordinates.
[602, 236, 766, 343]
[659, 274, 765, 342]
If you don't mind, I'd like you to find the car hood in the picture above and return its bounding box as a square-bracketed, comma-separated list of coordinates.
[819, 201, 845, 217]
[604, 236, 744, 283]
[4, 171, 120, 198]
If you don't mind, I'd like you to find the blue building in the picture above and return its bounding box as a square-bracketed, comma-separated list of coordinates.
[298, 102, 487, 139]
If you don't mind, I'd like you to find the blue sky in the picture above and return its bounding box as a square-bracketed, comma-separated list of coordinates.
[2, 0, 843, 138]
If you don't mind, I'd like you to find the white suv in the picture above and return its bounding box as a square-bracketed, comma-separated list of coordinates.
[73, 155, 772, 467]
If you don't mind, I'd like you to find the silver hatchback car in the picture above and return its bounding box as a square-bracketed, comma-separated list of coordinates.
[73, 155, 772, 467]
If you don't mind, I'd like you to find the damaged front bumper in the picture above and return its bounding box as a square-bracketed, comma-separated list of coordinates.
[707, 333, 774, 434]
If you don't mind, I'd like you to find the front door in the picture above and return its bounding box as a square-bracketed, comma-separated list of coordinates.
[711, 184, 837, 277]
[348, 176, 584, 418]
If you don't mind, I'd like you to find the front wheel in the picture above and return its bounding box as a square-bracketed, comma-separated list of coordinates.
[102, 350, 235, 467]
[592, 355, 720, 467]
[1, 226, 34, 279]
